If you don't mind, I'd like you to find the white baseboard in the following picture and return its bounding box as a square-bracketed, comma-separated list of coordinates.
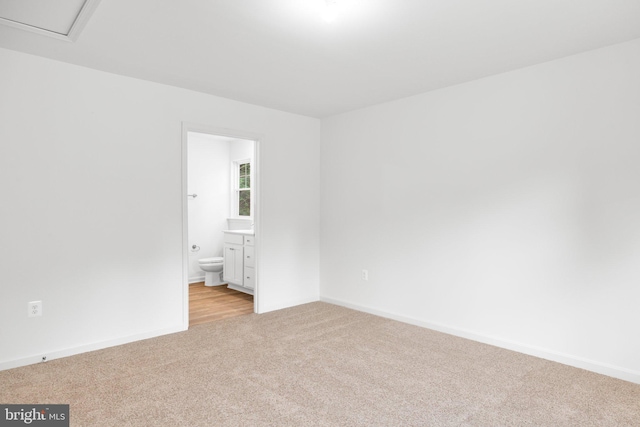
[189, 275, 205, 284]
[320, 296, 640, 385]
[259, 295, 320, 314]
[0, 325, 186, 372]
[227, 283, 254, 295]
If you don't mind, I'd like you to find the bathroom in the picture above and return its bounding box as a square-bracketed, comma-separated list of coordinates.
[187, 131, 255, 324]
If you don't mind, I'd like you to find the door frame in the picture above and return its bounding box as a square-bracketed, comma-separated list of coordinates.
[181, 122, 263, 329]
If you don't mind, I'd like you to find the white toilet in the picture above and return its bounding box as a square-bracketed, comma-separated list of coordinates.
[198, 257, 224, 286]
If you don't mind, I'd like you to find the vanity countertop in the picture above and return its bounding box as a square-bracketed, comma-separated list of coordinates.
[223, 229, 254, 236]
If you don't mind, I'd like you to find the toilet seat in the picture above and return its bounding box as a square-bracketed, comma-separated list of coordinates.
[198, 257, 223, 264]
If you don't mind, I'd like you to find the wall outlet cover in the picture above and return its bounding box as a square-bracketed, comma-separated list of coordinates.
[28, 301, 42, 317]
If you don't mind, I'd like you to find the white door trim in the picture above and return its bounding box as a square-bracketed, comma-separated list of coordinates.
[181, 122, 263, 330]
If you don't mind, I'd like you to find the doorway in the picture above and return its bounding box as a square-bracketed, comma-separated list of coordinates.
[181, 123, 261, 329]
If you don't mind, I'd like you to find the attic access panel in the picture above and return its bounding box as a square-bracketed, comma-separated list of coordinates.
[0, 0, 100, 41]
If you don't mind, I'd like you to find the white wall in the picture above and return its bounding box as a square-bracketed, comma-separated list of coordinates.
[187, 133, 230, 282]
[229, 139, 253, 164]
[0, 47, 320, 369]
[320, 38, 640, 383]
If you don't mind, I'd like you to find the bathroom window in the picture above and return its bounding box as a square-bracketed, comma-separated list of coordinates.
[233, 159, 252, 217]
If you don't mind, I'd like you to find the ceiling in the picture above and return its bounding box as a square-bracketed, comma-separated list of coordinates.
[1, 0, 640, 117]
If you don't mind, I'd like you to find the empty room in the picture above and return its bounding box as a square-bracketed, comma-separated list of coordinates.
[1, 1, 639, 425]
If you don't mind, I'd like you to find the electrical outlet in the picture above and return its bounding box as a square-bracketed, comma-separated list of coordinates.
[28, 301, 42, 317]
[362, 269, 369, 281]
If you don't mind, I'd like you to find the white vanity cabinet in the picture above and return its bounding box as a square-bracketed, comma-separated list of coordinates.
[222, 230, 255, 295]
[223, 244, 243, 284]
[243, 239, 255, 290]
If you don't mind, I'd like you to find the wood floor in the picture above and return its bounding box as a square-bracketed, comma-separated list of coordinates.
[189, 282, 254, 327]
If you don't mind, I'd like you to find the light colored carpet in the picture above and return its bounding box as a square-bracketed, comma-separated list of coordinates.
[1, 302, 639, 426]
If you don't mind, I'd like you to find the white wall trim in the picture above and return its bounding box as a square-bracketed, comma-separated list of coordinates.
[320, 296, 640, 385]
[260, 296, 320, 314]
[0, 325, 185, 372]
[66, 0, 102, 41]
[230, 157, 253, 219]
[0, 0, 101, 42]
[181, 122, 264, 320]
[188, 275, 205, 284]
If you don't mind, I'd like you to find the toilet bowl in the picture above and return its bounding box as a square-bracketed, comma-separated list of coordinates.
[198, 257, 224, 286]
